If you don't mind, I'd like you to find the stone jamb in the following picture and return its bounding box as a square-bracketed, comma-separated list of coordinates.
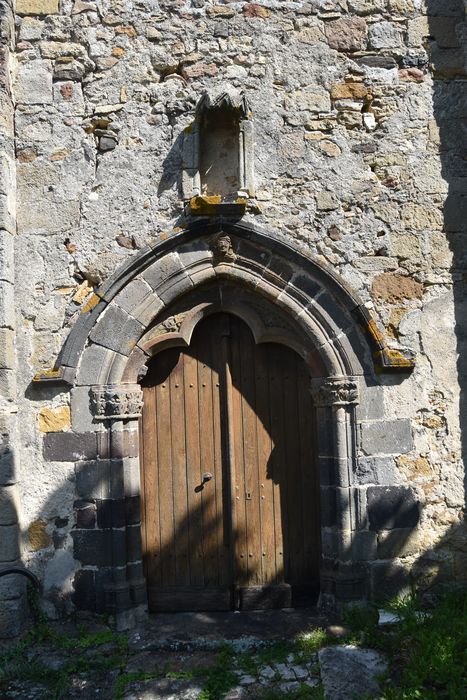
[73, 384, 148, 623]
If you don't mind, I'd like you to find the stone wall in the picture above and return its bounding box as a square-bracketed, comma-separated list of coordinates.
[0, 0, 28, 637]
[0, 0, 465, 631]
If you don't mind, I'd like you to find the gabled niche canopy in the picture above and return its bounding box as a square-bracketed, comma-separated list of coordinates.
[183, 87, 254, 216]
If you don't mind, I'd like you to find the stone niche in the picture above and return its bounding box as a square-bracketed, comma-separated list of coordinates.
[183, 88, 254, 215]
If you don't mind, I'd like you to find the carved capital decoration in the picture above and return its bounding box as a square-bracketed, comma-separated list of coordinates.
[90, 385, 144, 420]
[211, 234, 237, 265]
[310, 377, 359, 407]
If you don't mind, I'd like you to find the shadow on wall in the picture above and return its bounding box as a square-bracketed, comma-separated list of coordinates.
[418, 0, 467, 593]
[2, 3, 467, 636]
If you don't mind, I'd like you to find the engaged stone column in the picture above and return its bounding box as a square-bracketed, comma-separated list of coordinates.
[83, 385, 146, 618]
[310, 377, 365, 607]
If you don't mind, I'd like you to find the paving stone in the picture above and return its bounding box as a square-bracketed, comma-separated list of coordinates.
[318, 645, 387, 700]
[123, 678, 204, 700]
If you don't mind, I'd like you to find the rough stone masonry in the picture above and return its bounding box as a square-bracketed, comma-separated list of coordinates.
[0, 0, 466, 636]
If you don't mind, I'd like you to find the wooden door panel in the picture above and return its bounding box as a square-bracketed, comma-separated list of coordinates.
[140, 313, 320, 612]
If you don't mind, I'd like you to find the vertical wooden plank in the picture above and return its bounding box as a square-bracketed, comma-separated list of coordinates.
[237, 318, 262, 586]
[196, 324, 219, 586]
[155, 350, 177, 586]
[282, 348, 303, 585]
[254, 344, 276, 585]
[170, 352, 190, 585]
[229, 315, 248, 586]
[210, 315, 227, 585]
[267, 346, 287, 584]
[297, 364, 320, 583]
[183, 350, 204, 585]
[141, 385, 162, 586]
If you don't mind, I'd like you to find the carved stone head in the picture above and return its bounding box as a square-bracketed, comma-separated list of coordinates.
[211, 234, 236, 264]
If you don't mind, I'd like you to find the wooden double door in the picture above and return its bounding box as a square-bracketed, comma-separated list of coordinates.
[139, 313, 320, 611]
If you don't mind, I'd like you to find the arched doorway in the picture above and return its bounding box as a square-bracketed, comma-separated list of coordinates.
[139, 313, 320, 611]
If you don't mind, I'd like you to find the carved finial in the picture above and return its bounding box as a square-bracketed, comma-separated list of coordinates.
[211, 234, 236, 265]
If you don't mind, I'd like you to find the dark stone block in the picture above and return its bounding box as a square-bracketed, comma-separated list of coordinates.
[444, 195, 467, 233]
[141, 252, 185, 291]
[125, 495, 141, 525]
[321, 528, 338, 558]
[320, 486, 336, 527]
[89, 305, 143, 356]
[75, 459, 124, 499]
[126, 523, 143, 561]
[237, 238, 272, 271]
[43, 432, 97, 462]
[72, 569, 96, 611]
[96, 498, 126, 529]
[74, 501, 96, 529]
[352, 530, 377, 561]
[72, 529, 127, 567]
[356, 55, 397, 69]
[377, 528, 417, 559]
[97, 429, 139, 460]
[367, 486, 420, 531]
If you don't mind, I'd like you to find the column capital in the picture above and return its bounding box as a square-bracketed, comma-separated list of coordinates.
[310, 376, 359, 407]
[90, 384, 143, 421]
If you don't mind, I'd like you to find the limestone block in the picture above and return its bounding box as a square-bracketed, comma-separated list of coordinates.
[14, 59, 53, 105]
[28, 519, 51, 551]
[40, 41, 89, 60]
[0, 281, 14, 328]
[53, 81, 85, 115]
[407, 16, 429, 47]
[390, 232, 421, 259]
[296, 27, 324, 45]
[17, 191, 80, 234]
[360, 419, 413, 456]
[19, 17, 44, 42]
[0, 328, 14, 370]
[402, 203, 443, 230]
[368, 22, 404, 50]
[387, 0, 414, 12]
[348, 0, 385, 14]
[0, 368, 16, 400]
[319, 646, 387, 700]
[0, 485, 19, 525]
[0, 230, 14, 283]
[38, 406, 71, 433]
[285, 89, 331, 114]
[17, 0, 59, 15]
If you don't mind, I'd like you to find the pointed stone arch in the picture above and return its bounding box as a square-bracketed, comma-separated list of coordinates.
[37, 221, 414, 621]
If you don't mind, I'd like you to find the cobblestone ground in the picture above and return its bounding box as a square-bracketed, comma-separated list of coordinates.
[0, 609, 387, 699]
[0, 610, 334, 699]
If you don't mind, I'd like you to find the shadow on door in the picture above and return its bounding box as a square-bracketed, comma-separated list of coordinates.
[139, 313, 320, 612]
